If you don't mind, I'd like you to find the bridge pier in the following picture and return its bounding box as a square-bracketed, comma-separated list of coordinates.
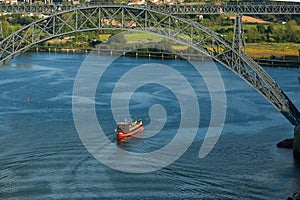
[294, 125, 300, 161]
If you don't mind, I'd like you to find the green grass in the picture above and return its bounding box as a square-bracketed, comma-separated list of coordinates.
[98, 34, 111, 41]
[273, 24, 300, 30]
[239, 23, 300, 31]
[124, 32, 164, 42]
[123, 32, 192, 43]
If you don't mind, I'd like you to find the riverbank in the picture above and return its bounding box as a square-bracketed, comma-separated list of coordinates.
[31, 46, 300, 68]
[246, 43, 300, 60]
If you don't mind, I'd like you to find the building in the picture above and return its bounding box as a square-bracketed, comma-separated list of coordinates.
[5, 0, 17, 4]
[128, 0, 146, 5]
[163, 0, 176, 4]
[149, 0, 162, 4]
[148, 0, 178, 5]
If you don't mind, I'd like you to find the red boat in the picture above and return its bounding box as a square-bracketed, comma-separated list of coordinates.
[115, 119, 144, 139]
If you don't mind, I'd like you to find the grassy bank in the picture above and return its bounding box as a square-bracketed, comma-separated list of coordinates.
[44, 32, 300, 61]
[122, 32, 300, 59]
[246, 43, 300, 59]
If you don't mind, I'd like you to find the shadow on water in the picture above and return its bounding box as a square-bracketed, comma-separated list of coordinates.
[293, 154, 300, 165]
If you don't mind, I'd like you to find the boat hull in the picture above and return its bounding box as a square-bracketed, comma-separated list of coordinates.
[116, 125, 144, 139]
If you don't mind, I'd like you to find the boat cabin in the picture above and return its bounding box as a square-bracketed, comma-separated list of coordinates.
[117, 122, 131, 133]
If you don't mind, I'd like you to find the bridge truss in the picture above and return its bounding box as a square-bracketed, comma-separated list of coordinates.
[0, 2, 299, 15]
[0, 6, 299, 125]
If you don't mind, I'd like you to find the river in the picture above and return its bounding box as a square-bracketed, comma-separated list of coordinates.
[0, 52, 299, 199]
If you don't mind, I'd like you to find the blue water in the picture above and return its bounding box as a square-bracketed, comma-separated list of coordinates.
[0, 52, 299, 199]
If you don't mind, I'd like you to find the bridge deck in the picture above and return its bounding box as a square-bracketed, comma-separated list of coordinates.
[0, 2, 299, 15]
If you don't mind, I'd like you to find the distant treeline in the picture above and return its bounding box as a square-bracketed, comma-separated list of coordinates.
[178, 14, 300, 43]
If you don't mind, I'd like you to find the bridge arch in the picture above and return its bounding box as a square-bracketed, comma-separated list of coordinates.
[0, 5, 299, 124]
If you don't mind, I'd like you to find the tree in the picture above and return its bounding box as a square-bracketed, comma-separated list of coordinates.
[1, 20, 12, 38]
[266, 24, 274, 34]
[286, 20, 298, 42]
[256, 24, 265, 34]
[245, 27, 261, 43]
[266, 24, 275, 42]
[226, 31, 234, 42]
[286, 20, 297, 32]
[273, 28, 285, 42]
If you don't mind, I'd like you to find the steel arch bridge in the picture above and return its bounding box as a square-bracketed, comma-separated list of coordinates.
[0, 5, 299, 126]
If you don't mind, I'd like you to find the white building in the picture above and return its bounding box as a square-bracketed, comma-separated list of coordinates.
[128, 0, 146, 5]
[5, 0, 17, 4]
